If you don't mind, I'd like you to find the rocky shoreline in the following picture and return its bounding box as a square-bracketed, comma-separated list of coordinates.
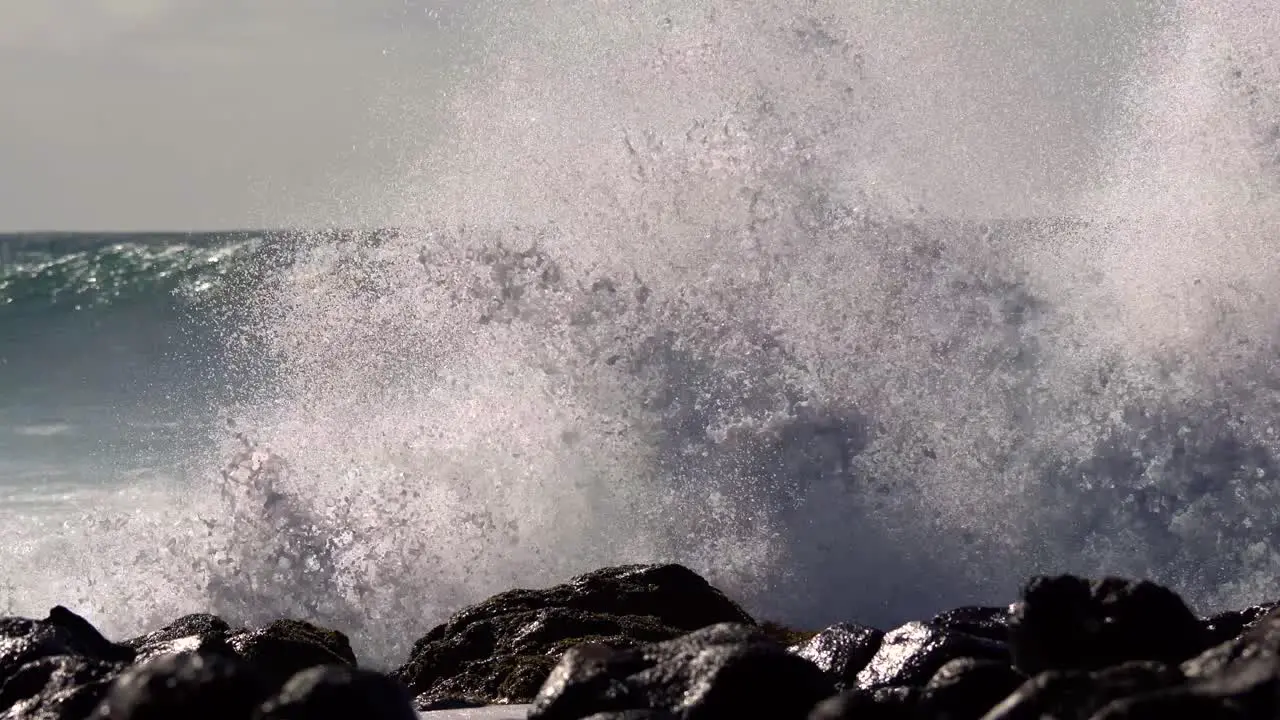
[3, 564, 1279, 718]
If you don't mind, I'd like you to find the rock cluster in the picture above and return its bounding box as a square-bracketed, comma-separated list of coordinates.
[3, 564, 1280, 719]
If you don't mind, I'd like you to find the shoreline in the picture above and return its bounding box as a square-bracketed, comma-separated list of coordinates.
[4, 562, 1280, 718]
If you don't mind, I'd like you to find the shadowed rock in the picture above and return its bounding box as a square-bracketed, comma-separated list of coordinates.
[226, 619, 357, 690]
[982, 661, 1182, 720]
[529, 623, 833, 720]
[93, 651, 268, 720]
[0, 655, 124, 720]
[1009, 576, 1207, 675]
[1, 608, 134, 692]
[256, 665, 416, 720]
[916, 657, 1023, 720]
[807, 686, 920, 720]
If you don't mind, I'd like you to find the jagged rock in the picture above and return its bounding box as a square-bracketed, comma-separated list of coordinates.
[227, 619, 356, 690]
[397, 564, 754, 706]
[930, 607, 1011, 643]
[853, 622, 1007, 689]
[981, 661, 1182, 720]
[1009, 576, 1207, 675]
[807, 686, 919, 720]
[1184, 608, 1280, 680]
[0, 655, 124, 720]
[1198, 603, 1280, 649]
[1087, 655, 1276, 719]
[915, 657, 1022, 720]
[529, 623, 833, 720]
[1, 609, 134, 690]
[255, 665, 416, 720]
[93, 651, 268, 720]
[788, 623, 883, 686]
[123, 614, 236, 662]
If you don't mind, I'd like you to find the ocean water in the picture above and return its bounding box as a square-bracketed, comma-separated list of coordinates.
[2, 0, 1280, 673]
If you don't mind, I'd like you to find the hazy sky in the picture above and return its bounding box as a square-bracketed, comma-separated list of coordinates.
[0, 1, 1158, 231]
[0, 0, 475, 231]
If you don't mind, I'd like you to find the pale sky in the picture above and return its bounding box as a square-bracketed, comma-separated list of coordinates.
[0, 1, 1160, 231]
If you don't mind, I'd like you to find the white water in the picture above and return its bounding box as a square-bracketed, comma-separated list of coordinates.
[2, 0, 1279, 672]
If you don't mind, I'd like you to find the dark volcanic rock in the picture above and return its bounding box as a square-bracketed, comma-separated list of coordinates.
[94, 651, 268, 720]
[227, 619, 356, 690]
[1009, 575, 1207, 675]
[853, 621, 1007, 689]
[1, 609, 134, 690]
[916, 657, 1023, 720]
[255, 665, 416, 720]
[529, 623, 833, 720]
[397, 564, 754, 707]
[431, 565, 753, 637]
[930, 606, 1011, 643]
[1184, 608, 1280, 680]
[1200, 603, 1279, 650]
[123, 614, 236, 662]
[807, 686, 920, 720]
[982, 661, 1182, 720]
[788, 623, 883, 686]
[1089, 655, 1278, 719]
[0, 655, 124, 720]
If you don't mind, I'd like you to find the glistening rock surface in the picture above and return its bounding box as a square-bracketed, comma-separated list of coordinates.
[394, 563, 756, 709]
[3, 566, 1280, 719]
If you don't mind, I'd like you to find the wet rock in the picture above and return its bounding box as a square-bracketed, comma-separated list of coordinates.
[529, 623, 834, 720]
[807, 686, 919, 720]
[1184, 608, 1280, 680]
[1, 609, 134, 690]
[915, 657, 1022, 720]
[982, 661, 1182, 720]
[0, 655, 124, 720]
[228, 619, 356, 690]
[853, 622, 1007, 689]
[255, 665, 416, 720]
[1089, 655, 1276, 719]
[430, 565, 753, 639]
[1199, 602, 1280, 649]
[1009, 575, 1207, 675]
[93, 651, 268, 720]
[123, 614, 236, 662]
[929, 606, 1011, 643]
[397, 564, 753, 705]
[788, 622, 883, 686]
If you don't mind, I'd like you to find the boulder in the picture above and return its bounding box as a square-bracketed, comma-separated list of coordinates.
[227, 619, 356, 690]
[915, 657, 1022, 720]
[529, 623, 833, 720]
[982, 661, 1182, 720]
[853, 622, 1007, 689]
[255, 665, 416, 720]
[93, 651, 268, 720]
[807, 686, 919, 720]
[788, 623, 883, 687]
[0, 655, 124, 720]
[396, 564, 754, 707]
[123, 614, 235, 663]
[1, 608, 134, 690]
[1009, 575, 1207, 675]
